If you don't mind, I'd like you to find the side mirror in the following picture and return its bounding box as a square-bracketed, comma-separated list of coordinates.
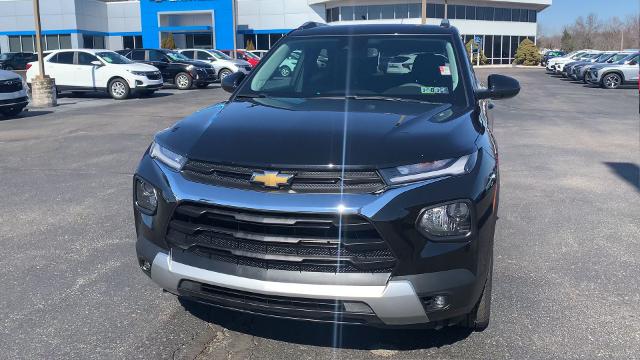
[628, 60, 638, 66]
[476, 74, 520, 100]
[221, 71, 245, 93]
[91, 60, 103, 67]
[207, 57, 217, 61]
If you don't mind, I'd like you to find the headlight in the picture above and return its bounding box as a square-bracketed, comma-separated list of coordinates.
[416, 201, 472, 239]
[135, 178, 158, 213]
[128, 70, 147, 76]
[149, 142, 187, 171]
[380, 152, 477, 185]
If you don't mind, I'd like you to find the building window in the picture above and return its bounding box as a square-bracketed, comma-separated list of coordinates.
[354, 6, 367, 20]
[24, 36, 36, 52]
[341, 6, 354, 21]
[83, 35, 104, 49]
[408, 4, 421, 19]
[394, 4, 408, 19]
[123, 35, 143, 49]
[324, 4, 537, 24]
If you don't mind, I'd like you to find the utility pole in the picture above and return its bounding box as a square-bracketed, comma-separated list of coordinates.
[232, 0, 238, 58]
[30, 0, 56, 107]
[33, 0, 45, 77]
[421, 0, 427, 25]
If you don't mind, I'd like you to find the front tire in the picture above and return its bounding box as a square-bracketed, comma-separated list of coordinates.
[108, 78, 130, 100]
[461, 256, 493, 331]
[279, 66, 291, 77]
[175, 72, 192, 90]
[601, 73, 622, 89]
[218, 68, 233, 81]
[0, 105, 25, 117]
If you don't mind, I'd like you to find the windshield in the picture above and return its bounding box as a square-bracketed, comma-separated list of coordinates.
[238, 35, 467, 106]
[243, 51, 260, 60]
[166, 52, 191, 61]
[616, 53, 638, 64]
[595, 53, 613, 62]
[210, 50, 232, 60]
[97, 52, 132, 64]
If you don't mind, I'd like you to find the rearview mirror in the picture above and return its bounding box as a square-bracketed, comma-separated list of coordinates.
[90, 60, 103, 67]
[476, 74, 520, 100]
[222, 71, 245, 93]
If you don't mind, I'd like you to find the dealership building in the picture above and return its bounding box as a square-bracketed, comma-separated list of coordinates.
[0, 0, 550, 64]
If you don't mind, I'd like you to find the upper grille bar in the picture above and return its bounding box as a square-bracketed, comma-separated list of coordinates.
[181, 161, 386, 194]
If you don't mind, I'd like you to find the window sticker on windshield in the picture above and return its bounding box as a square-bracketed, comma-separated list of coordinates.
[421, 86, 449, 95]
[439, 65, 451, 76]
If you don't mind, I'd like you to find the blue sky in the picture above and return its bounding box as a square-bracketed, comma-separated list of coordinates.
[538, 0, 640, 35]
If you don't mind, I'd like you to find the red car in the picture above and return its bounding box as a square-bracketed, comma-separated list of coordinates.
[220, 49, 260, 68]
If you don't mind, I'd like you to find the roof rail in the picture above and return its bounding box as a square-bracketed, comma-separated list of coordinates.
[440, 19, 450, 28]
[298, 22, 328, 30]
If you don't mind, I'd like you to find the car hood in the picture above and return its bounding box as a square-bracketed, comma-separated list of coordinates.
[118, 63, 159, 72]
[227, 59, 251, 66]
[0, 69, 21, 81]
[175, 59, 212, 68]
[155, 98, 479, 169]
[589, 63, 616, 71]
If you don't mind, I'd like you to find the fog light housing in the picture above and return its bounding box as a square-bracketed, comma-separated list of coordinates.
[135, 179, 158, 213]
[422, 295, 449, 311]
[417, 201, 472, 240]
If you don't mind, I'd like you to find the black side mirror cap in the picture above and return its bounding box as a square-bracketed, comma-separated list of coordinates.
[221, 71, 246, 93]
[476, 74, 520, 100]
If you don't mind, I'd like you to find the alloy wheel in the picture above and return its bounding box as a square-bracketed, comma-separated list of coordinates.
[603, 74, 621, 89]
[111, 81, 127, 98]
[177, 74, 190, 89]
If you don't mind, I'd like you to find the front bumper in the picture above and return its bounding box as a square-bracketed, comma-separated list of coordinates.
[134, 149, 498, 326]
[0, 94, 29, 108]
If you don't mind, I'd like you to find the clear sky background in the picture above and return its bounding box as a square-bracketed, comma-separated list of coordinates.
[538, 0, 640, 35]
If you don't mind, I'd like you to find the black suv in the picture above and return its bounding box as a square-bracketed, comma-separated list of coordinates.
[0, 52, 37, 70]
[117, 49, 216, 89]
[133, 22, 519, 331]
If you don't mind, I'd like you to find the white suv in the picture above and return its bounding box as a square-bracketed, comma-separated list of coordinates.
[26, 49, 163, 100]
[0, 69, 29, 117]
[177, 49, 252, 80]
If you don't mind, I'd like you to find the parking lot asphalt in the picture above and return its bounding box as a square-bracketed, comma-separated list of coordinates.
[0, 70, 638, 360]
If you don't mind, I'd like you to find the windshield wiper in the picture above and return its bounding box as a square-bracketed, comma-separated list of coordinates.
[235, 93, 266, 99]
[345, 95, 438, 104]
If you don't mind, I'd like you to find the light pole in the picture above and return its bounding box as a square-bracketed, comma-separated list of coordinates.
[232, 0, 238, 59]
[31, 0, 56, 107]
[421, 0, 427, 25]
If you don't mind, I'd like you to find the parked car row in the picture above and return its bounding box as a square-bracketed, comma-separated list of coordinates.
[546, 49, 639, 89]
[0, 68, 29, 117]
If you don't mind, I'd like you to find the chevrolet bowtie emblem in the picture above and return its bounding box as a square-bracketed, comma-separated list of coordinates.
[250, 171, 294, 188]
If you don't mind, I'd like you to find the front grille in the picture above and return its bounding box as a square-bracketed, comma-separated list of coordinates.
[0, 79, 22, 93]
[146, 72, 161, 80]
[167, 203, 396, 273]
[181, 161, 386, 194]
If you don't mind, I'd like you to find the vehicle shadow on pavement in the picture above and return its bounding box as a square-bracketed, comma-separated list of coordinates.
[604, 162, 639, 192]
[180, 299, 474, 350]
[0, 110, 53, 121]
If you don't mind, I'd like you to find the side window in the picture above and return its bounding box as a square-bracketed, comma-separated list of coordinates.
[148, 50, 166, 62]
[251, 47, 304, 92]
[131, 50, 145, 61]
[51, 51, 74, 64]
[196, 51, 210, 61]
[77, 52, 99, 65]
[182, 51, 194, 59]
